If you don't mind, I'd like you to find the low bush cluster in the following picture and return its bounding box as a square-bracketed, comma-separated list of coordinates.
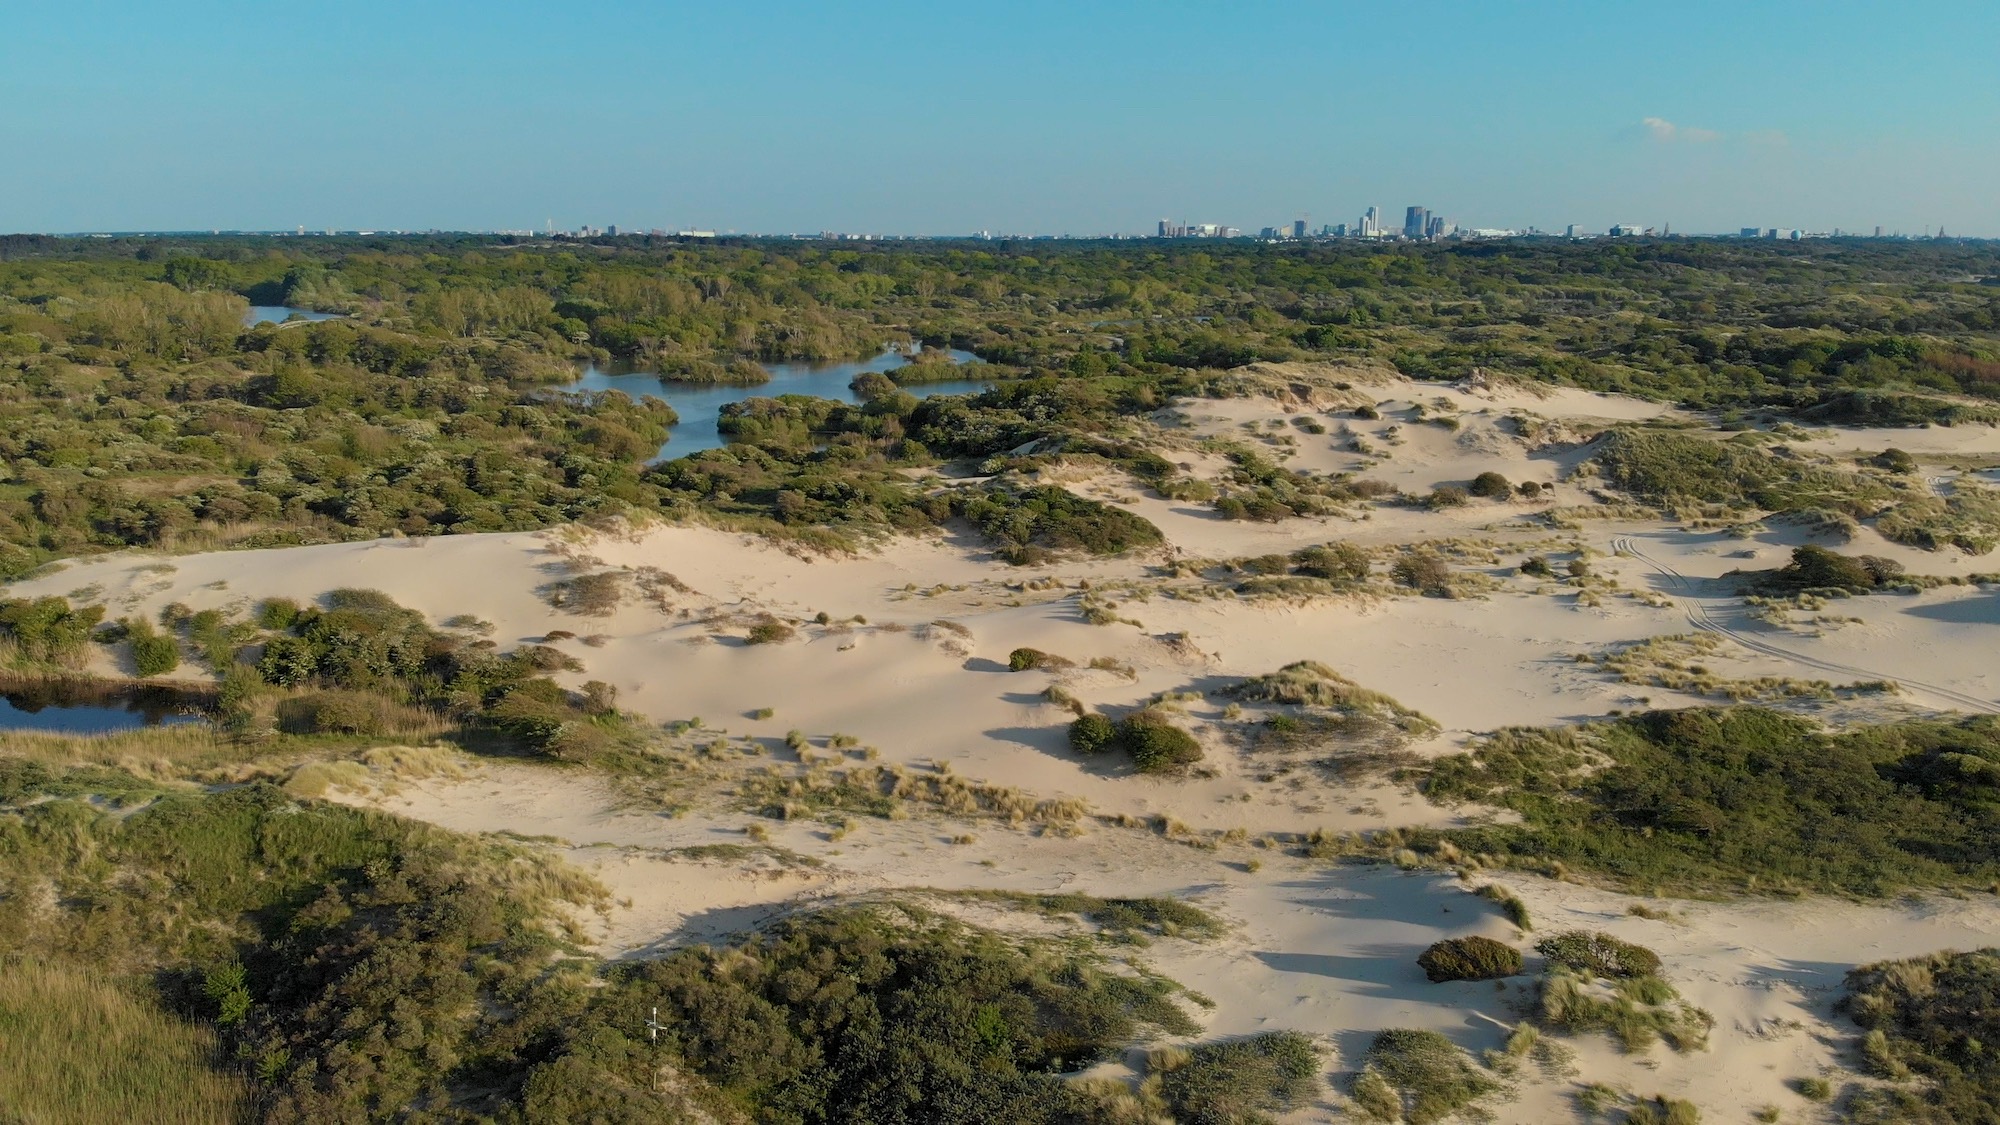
[1066, 709, 1204, 773]
[1152, 1031, 1320, 1125]
[1420, 706, 2000, 895]
[954, 485, 1163, 564]
[1536, 931, 1662, 980]
[1763, 543, 1905, 592]
[0, 767, 1226, 1124]
[1840, 948, 2000, 1121]
[1352, 1028, 1497, 1124]
[1417, 936, 1523, 983]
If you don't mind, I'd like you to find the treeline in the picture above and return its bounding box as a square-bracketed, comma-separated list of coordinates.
[4, 236, 2000, 570]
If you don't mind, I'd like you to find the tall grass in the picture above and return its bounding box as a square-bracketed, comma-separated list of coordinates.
[0, 959, 248, 1124]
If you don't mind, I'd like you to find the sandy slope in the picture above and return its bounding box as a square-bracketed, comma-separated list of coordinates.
[332, 756, 1999, 1123]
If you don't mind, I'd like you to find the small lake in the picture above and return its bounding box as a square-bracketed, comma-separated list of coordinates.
[244, 305, 344, 327]
[0, 683, 208, 735]
[561, 348, 992, 458]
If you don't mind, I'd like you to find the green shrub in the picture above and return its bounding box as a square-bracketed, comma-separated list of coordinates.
[1391, 552, 1452, 592]
[1874, 447, 1917, 473]
[954, 485, 1163, 564]
[1154, 1031, 1320, 1125]
[1120, 711, 1204, 773]
[1417, 936, 1522, 983]
[275, 690, 396, 736]
[1008, 647, 1068, 671]
[0, 597, 106, 667]
[128, 623, 180, 678]
[1420, 707, 2000, 895]
[1425, 486, 1469, 509]
[746, 618, 796, 645]
[1358, 1028, 1497, 1124]
[1768, 544, 1899, 592]
[1068, 713, 1118, 754]
[1468, 471, 1512, 499]
[1840, 948, 2000, 1117]
[1292, 541, 1371, 581]
[1535, 931, 1662, 979]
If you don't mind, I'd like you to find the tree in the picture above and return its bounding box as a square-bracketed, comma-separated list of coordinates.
[1392, 553, 1451, 592]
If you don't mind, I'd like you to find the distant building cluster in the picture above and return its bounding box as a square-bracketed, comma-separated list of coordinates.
[1164, 203, 1485, 243]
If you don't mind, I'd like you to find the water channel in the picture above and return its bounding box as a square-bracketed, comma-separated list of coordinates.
[561, 347, 992, 458]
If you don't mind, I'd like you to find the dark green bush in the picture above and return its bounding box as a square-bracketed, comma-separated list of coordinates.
[1068, 713, 1117, 754]
[1418, 936, 1523, 983]
[0, 597, 106, 667]
[1874, 447, 1918, 473]
[1840, 948, 2000, 1120]
[1535, 931, 1662, 980]
[954, 485, 1163, 564]
[1008, 647, 1059, 671]
[255, 598, 303, 631]
[129, 625, 180, 678]
[1420, 707, 2000, 895]
[1120, 711, 1204, 773]
[1468, 471, 1512, 499]
[1769, 544, 1902, 591]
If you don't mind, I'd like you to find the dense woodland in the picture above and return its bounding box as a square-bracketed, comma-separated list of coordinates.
[0, 234, 1997, 571]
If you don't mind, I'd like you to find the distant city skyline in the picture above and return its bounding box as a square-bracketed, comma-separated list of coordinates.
[5, 1, 2000, 237]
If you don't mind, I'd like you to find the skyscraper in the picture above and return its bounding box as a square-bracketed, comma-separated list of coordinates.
[1291, 219, 1307, 239]
[1360, 206, 1380, 237]
[1404, 206, 1429, 239]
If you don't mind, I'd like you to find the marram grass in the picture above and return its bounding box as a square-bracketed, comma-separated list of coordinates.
[0, 959, 248, 1124]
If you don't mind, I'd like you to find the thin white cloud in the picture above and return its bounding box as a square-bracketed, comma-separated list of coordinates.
[1642, 117, 1721, 143]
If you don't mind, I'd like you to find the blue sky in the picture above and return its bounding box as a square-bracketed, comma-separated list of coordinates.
[3, 0, 1996, 235]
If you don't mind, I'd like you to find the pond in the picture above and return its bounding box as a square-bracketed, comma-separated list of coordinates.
[244, 305, 344, 327]
[559, 347, 992, 458]
[0, 682, 209, 735]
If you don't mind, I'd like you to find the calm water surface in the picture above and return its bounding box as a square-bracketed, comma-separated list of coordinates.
[244, 305, 344, 327]
[0, 683, 208, 734]
[562, 348, 991, 458]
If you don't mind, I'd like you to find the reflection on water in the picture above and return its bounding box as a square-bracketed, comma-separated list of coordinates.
[0, 681, 209, 734]
[560, 348, 992, 458]
[244, 306, 344, 327]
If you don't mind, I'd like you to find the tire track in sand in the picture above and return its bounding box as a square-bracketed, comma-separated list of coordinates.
[1611, 536, 1998, 715]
